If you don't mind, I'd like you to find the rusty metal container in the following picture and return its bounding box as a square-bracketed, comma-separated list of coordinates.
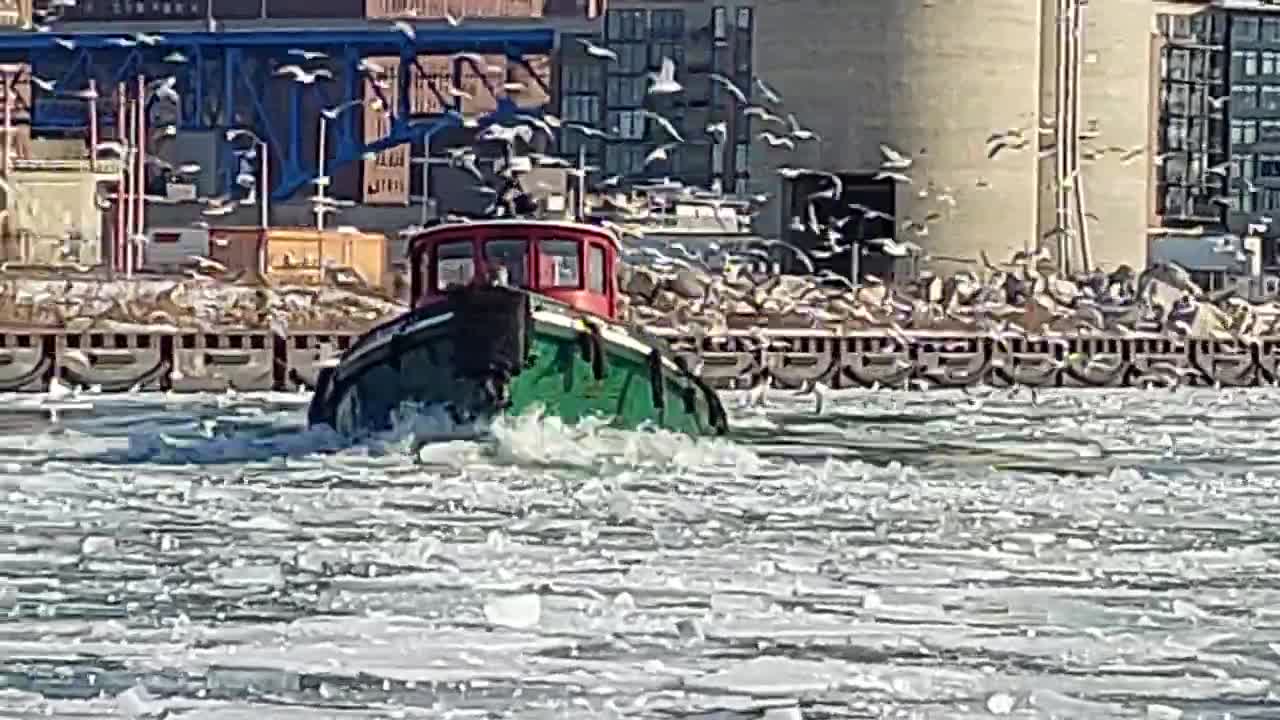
[409, 55, 453, 116]
[0, 0, 30, 28]
[365, 0, 545, 18]
[507, 54, 551, 109]
[457, 53, 505, 116]
[207, 227, 388, 289]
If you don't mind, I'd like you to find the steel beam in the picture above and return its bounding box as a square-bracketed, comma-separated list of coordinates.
[4, 27, 556, 202]
[0, 28, 555, 53]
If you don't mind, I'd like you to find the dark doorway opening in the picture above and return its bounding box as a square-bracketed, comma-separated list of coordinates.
[782, 172, 901, 282]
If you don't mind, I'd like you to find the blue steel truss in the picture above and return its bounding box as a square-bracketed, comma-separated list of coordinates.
[0, 27, 556, 200]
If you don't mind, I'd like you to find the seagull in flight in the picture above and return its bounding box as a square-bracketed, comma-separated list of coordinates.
[392, 20, 415, 41]
[275, 65, 333, 84]
[578, 38, 618, 62]
[648, 57, 683, 95]
[754, 76, 782, 104]
[288, 48, 327, 61]
[709, 73, 748, 103]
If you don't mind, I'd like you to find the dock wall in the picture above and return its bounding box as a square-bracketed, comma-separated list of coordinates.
[0, 327, 1274, 393]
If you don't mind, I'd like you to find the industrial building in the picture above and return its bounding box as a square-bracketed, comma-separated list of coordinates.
[556, 1, 754, 192]
[750, 0, 1155, 277]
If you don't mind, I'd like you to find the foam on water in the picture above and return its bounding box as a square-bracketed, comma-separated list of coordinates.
[0, 386, 1277, 717]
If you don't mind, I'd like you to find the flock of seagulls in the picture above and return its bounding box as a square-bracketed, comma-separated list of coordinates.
[0, 275, 400, 334]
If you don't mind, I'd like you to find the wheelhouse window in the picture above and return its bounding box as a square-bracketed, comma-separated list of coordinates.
[539, 239, 582, 288]
[484, 239, 529, 287]
[435, 240, 475, 291]
[588, 244, 607, 293]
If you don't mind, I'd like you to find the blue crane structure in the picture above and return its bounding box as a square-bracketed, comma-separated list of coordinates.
[0, 26, 557, 200]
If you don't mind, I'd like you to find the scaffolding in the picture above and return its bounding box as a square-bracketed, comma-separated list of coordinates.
[0, 26, 557, 201]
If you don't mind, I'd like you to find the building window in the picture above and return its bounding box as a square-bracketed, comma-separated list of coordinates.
[1233, 84, 1259, 111]
[538, 239, 581, 289]
[1237, 187, 1257, 213]
[614, 43, 648, 74]
[734, 141, 749, 173]
[711, 141, 724, 171]
[1234, 16, 1260, 43]
[1263, 188, 1280, 210]
[734, 10, 753, 74]
[435, 241, 476, 291]
[607, 109, 646, 140]
[1265, 17, 1280, 43]
[1264, 120, 1280, 143]
[1234, 152, 1258, 180]
[1167, 48, 1190, 81]
[606, 9, 646, 41]
[587, 244, 607, 293]
[1261, 153, 1280, 177]
[1264, 85, 1280, 111]
[1166, 81, 1191, 116]
[1231, 118, 1259, 145]
[649, 42, 684, 70]
[605, 144, 647, 175]
[563, 95, 600, 124]
[1264, 51, 1280, 76]
[561, 63, 601, 94]
[650, 9, 684, 40]
[560, 133, 600, 163]
[1235, 50, 1259, 77]
[607, 75, 646, 107]
[713, 6, 727, 41]
[735, 177, 749, 196]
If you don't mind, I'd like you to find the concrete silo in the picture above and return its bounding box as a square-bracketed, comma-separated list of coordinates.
[750, 0, 1153, 275]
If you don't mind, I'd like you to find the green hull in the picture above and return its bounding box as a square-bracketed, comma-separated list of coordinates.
[507, 307, 722, 435]
[308, 286, 727, 437]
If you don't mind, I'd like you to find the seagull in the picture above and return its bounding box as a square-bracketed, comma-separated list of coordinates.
[874, 170, 913, 184]
[641, 109, 685, 143]
[29, 75, 55, 92]
[288, 48, 327, 61]
[753, 76, 782, 104]
[578, 38, 618, 62]
[94, 141, 128, 156]
[759, 131, 795, 150]
[647, 57, 683, 95]
[107, 37, 138, 47]
[133, 32, 164, 45]
[275, 65, 333, 84]
[705, 121, 728, 145]
[163, 51, 188, 64]
[709, 73, 748, 104]
[445, 9, 461, 26]
[564, 123, 610, 139]
[53, 37, 75, 51]
[743, 105, 785, 126]
[357, 58, 386, 74]
[879, 144, 913, 170]
[393, 20, 416, 40]
[644, 142, 680, 167]
[787, 114, 820, 142]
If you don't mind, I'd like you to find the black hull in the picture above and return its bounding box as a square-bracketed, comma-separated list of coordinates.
[307, 285, 728, 437]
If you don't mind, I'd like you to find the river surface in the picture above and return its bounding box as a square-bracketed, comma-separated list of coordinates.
[0, 385, 1278, 719]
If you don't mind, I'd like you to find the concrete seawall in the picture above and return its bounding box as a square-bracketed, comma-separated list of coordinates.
[0, 325, 1271, 393]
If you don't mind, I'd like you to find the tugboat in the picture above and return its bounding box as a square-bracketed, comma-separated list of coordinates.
[306, 216, 728, 437]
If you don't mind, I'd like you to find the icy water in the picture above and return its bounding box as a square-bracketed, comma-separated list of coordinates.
[0, 387, 1279, 719]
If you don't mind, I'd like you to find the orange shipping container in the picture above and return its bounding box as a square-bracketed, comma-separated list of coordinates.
[207, 227, 389, 290]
